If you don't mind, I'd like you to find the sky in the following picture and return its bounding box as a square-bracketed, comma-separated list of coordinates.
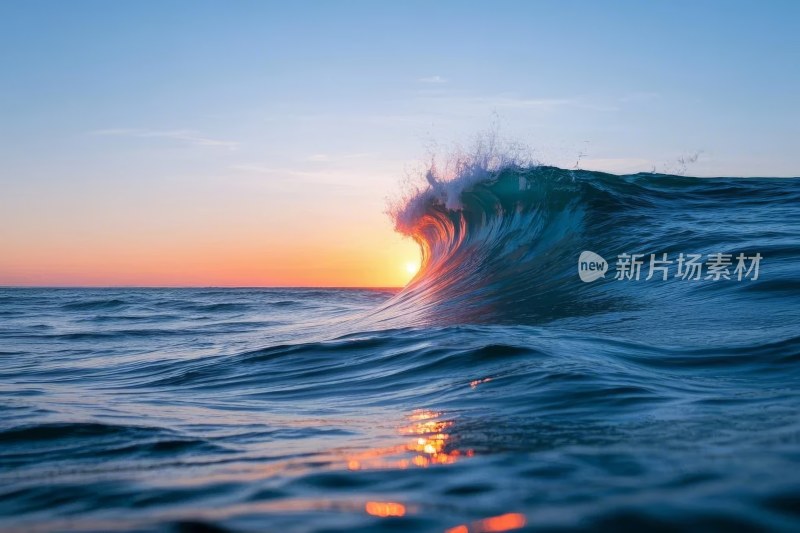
[1, 0, 798, 287]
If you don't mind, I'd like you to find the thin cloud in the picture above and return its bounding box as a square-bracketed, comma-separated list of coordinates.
[409, 93, 588, 116]
[91, 128, 239, 149]
[229, 164, 361, 188]
[476, 95, 619, 112]
[230, 156, 403, 188]
[483, 96, 577, 109]
[307, 152, 375, 162]
[418, 75, 448, 84]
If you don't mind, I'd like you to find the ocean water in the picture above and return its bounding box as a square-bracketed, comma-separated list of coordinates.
[2, 166, 800, 532]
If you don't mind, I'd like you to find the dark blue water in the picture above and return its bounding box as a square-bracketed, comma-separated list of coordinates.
[2, 167, 800, 532]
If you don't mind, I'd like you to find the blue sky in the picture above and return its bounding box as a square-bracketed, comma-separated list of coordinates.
[1, 1, 798, 285]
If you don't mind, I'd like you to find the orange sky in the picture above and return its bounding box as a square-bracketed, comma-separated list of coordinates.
[0, 243, 420, 287]
[0, 143, 422, 287]
[0, 218, 421, 287]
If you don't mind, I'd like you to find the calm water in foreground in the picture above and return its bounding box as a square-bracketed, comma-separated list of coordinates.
[2, 284, 799, 533]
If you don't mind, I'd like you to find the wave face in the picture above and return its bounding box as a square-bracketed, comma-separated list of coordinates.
[378, 165, 800, 345]
[2, 165, 800, 532]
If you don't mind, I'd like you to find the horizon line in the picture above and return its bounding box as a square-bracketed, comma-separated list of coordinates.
[0, 285, 404, 290]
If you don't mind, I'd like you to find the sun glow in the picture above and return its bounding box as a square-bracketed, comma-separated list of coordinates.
[405, 261, 420, 275]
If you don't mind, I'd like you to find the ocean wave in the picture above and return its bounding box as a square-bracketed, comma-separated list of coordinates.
[61, 299, 130, 311]
[377, 159, 800, 345]
[2, 285, 799, 531]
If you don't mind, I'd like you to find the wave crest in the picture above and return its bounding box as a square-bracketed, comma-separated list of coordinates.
[378, 146, 800, 338]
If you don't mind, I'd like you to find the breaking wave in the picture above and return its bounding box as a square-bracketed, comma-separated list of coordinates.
[376, 150, 800, 344]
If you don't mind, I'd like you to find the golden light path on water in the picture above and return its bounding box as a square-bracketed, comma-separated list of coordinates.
[346, 409, 466, 471]
[347, 408, 526, 532]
